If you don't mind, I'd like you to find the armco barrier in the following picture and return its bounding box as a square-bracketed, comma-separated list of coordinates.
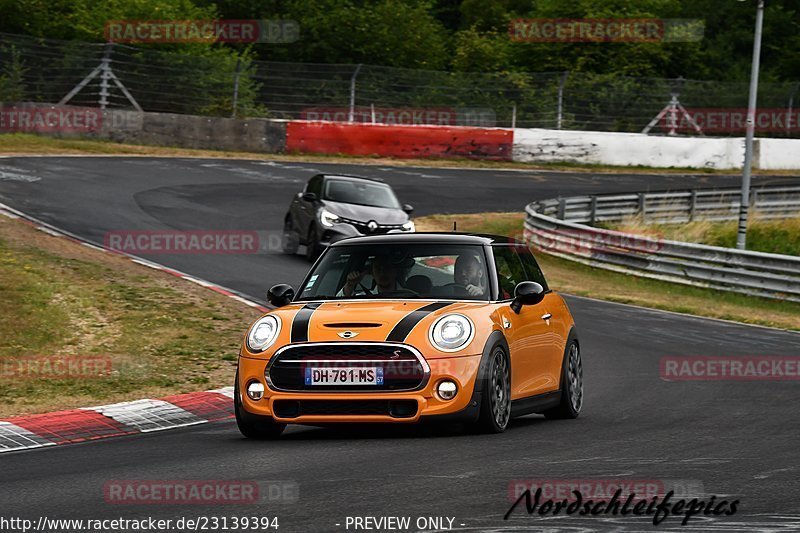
[524, 185, 800, 302]
[285, 121, 513, 160]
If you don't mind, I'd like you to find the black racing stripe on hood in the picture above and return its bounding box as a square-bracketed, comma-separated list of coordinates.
[291, 302, 323, 343]
[386, 302, 452, 342]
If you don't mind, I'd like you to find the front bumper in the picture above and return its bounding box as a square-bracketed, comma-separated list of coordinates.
[238, 351, 482, 424]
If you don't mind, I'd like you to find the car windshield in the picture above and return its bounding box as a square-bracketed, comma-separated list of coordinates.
[297, 243, 490, 301]
[323, 178, 401, 209]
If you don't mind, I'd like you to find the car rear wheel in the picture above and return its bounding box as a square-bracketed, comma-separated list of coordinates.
[281, 217, 299, 254]
[474, 347, 511, 433]
[234, 372, 285, 439]
[544, 341, 582, 420]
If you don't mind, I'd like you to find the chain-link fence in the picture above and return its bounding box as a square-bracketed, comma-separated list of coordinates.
[2, 32, 799, 136]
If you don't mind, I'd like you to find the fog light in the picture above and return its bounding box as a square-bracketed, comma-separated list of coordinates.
[437, 380, 458, 401]
[246, 381, 265, 401]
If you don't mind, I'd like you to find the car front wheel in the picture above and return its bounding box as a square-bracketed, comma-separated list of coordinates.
[474, 347, 511, 433]
[234, 373, 285, 439]
[305, 224, 321, 262]
[281, 217, 299, 254]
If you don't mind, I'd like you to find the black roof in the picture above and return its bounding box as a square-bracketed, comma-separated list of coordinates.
[330, 232, 521, 246]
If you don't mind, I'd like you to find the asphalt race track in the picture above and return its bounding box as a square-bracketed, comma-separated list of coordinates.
[1, 156, 799, 531]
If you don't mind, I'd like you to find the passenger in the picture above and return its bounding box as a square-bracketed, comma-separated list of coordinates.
[454, 253, 487, 297]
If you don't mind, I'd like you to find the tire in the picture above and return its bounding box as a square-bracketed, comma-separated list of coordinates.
[305, 224, 321, 262]
[473, 346, 511, 433]
[234, 372, 285, 439]
[281, 217, 299, 255]
[543, 340, 583, 420]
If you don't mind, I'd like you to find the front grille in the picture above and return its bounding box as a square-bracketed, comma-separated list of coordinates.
[267, 343, 427, 392]
[273, 399, 418, 419]
[340, 217, 403, 235]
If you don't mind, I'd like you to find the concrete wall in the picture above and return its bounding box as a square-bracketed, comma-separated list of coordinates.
[5, 103, 800, 169]
[757, 138, 800, 170]
[100, 110, 287, 153]
[511, 128, 746, 169]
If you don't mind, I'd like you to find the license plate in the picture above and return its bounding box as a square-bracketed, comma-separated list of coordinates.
[305, 366, 384, 386]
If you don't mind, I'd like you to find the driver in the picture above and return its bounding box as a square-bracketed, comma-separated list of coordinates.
[341, 253, 404, 297]
[454, 253, 487, 297]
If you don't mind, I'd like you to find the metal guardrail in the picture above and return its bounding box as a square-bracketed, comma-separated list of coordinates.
[524, 185, 800, 302]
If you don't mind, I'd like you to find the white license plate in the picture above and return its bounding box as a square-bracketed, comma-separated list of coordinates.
[305, 366, 384, 385]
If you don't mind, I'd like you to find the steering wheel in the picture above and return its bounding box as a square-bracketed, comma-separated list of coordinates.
[439, 283, 470, 297]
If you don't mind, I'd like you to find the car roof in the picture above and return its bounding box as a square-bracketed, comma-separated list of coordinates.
[316, 173, 387, 184]
[329, 232, 522, 246]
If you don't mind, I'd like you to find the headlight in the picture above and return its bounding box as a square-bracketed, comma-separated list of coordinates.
[429, 314, 474, 352]
[246, 315, 281, 352]
[402, 220, 415, 232]
[320, 209, 340, 227]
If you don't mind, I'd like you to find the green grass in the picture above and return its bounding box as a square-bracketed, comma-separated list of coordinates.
[0, 215, 260, 416]
[607, 216, 800, 256]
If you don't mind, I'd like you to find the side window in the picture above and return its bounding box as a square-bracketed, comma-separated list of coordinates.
[517, 247, 549, 291]
[491, 245, 526, 300]
[306, 175, 323, 196]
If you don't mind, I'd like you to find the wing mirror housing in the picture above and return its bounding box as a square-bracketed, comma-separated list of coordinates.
[402, 204, 414, 214]
[267, 284, 295, 307]
[302, 192, 317, 202]
[510, 281, 545, 314]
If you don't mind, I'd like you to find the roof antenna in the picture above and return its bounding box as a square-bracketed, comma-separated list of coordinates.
[452, 221, 457, 232]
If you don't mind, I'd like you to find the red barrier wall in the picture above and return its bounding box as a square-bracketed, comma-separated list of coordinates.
[286, 122, 513, 160]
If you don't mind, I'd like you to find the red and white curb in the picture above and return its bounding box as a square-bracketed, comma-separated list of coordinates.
[0, 387, 235, 453]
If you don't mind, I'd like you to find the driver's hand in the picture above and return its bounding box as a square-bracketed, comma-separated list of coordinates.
[343, 270, 365, 296]
[465, 283, 483, 296]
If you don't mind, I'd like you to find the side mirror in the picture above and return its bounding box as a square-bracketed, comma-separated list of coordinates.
[510, 281, 545, 314]
[402, 204, 414, 214]
[302, 192, 317, 202]
[267, 284, 295, 307]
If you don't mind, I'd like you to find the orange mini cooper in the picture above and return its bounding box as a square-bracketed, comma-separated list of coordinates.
[235, 233, 582, 438]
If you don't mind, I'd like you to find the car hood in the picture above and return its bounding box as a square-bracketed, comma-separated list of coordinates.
[259, 300, 490, 354]
[322, 200, 408, 225]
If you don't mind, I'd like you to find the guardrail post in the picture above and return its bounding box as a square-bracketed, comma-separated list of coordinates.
[589, 196, 597, 225]
[689, 190, 697, 222]
[557, 198, 566, 220]
[751, 189, 759, 208]
[231, 58, 242, 118]
[348, 64, 363, 123]
[638, 193, 646, 220]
